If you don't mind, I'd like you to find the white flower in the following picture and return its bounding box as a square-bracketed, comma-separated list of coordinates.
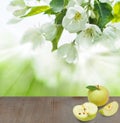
[62, 5, 88, 33]
[41, 23, 57, 41]
[22, 28, 45, 48]
[75, 24, 102, 48]
[100, 23, 120, 50]
[103, 23, 120, 41]
[22, 22, 57, 48]
[57, 43, 78, 63]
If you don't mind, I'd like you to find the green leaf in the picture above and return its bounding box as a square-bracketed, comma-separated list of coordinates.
[57, 43, 78, 63]
[44, 8, 56, 15]
[50, 0, 64, 13]
[112, 2, 120, 22]
[64, 0, 69, 7]
[52, 25, 63, 51]
[113, 2, 120, 16]
[55, 9, 67, 24]
[22, 6, 50, 17]
[86, 85, 99, 91]
[45, 0, 68, 15]
[112, 16, 120, 23]
[92, 0, 113, 30]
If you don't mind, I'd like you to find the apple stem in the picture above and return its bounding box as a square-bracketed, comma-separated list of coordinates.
[96, 85, 100, 89]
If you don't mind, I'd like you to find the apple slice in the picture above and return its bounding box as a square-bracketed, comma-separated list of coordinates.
[99, 101, 119, 116]
[73, 102, 98, 121]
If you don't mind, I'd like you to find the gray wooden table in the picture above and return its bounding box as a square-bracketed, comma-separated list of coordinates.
[0, 97, 119, 123]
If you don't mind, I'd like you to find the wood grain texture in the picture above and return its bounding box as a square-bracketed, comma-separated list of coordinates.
[0, 97, 119, 123]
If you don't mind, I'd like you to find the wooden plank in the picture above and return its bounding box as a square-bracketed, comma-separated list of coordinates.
[0, 97, 119, 123]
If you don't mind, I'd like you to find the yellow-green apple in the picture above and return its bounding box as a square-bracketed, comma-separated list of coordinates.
[99, 101, 119, 116]
[87, 85, 109, 107]
[73, 102, 98, 121]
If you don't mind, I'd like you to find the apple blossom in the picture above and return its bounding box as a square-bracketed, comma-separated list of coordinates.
[75, 24, 102, 48]
[22, 28, 46, 48]
[99, 23, 120, 50]
[40, 23, 57, 41]
[62, 5, 88, 33]
[57, 43, 78, 63]
[9, 0, 120, 64]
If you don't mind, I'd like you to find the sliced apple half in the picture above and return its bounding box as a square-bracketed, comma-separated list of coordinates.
[73, 102, 98, 121]
[99, 101, 119, 116]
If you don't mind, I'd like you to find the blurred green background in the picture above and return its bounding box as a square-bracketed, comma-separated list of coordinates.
[0, 0, 120, 96]
[0, 33, 120, 96]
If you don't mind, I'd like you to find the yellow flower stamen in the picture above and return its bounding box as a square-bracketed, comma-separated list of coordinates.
[74, 12, 81, 21]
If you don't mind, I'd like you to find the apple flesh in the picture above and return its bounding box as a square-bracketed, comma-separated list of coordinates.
[73, 102, 98, 121]
[87, 85, 109, 107]
[99, 101, 119, 116]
